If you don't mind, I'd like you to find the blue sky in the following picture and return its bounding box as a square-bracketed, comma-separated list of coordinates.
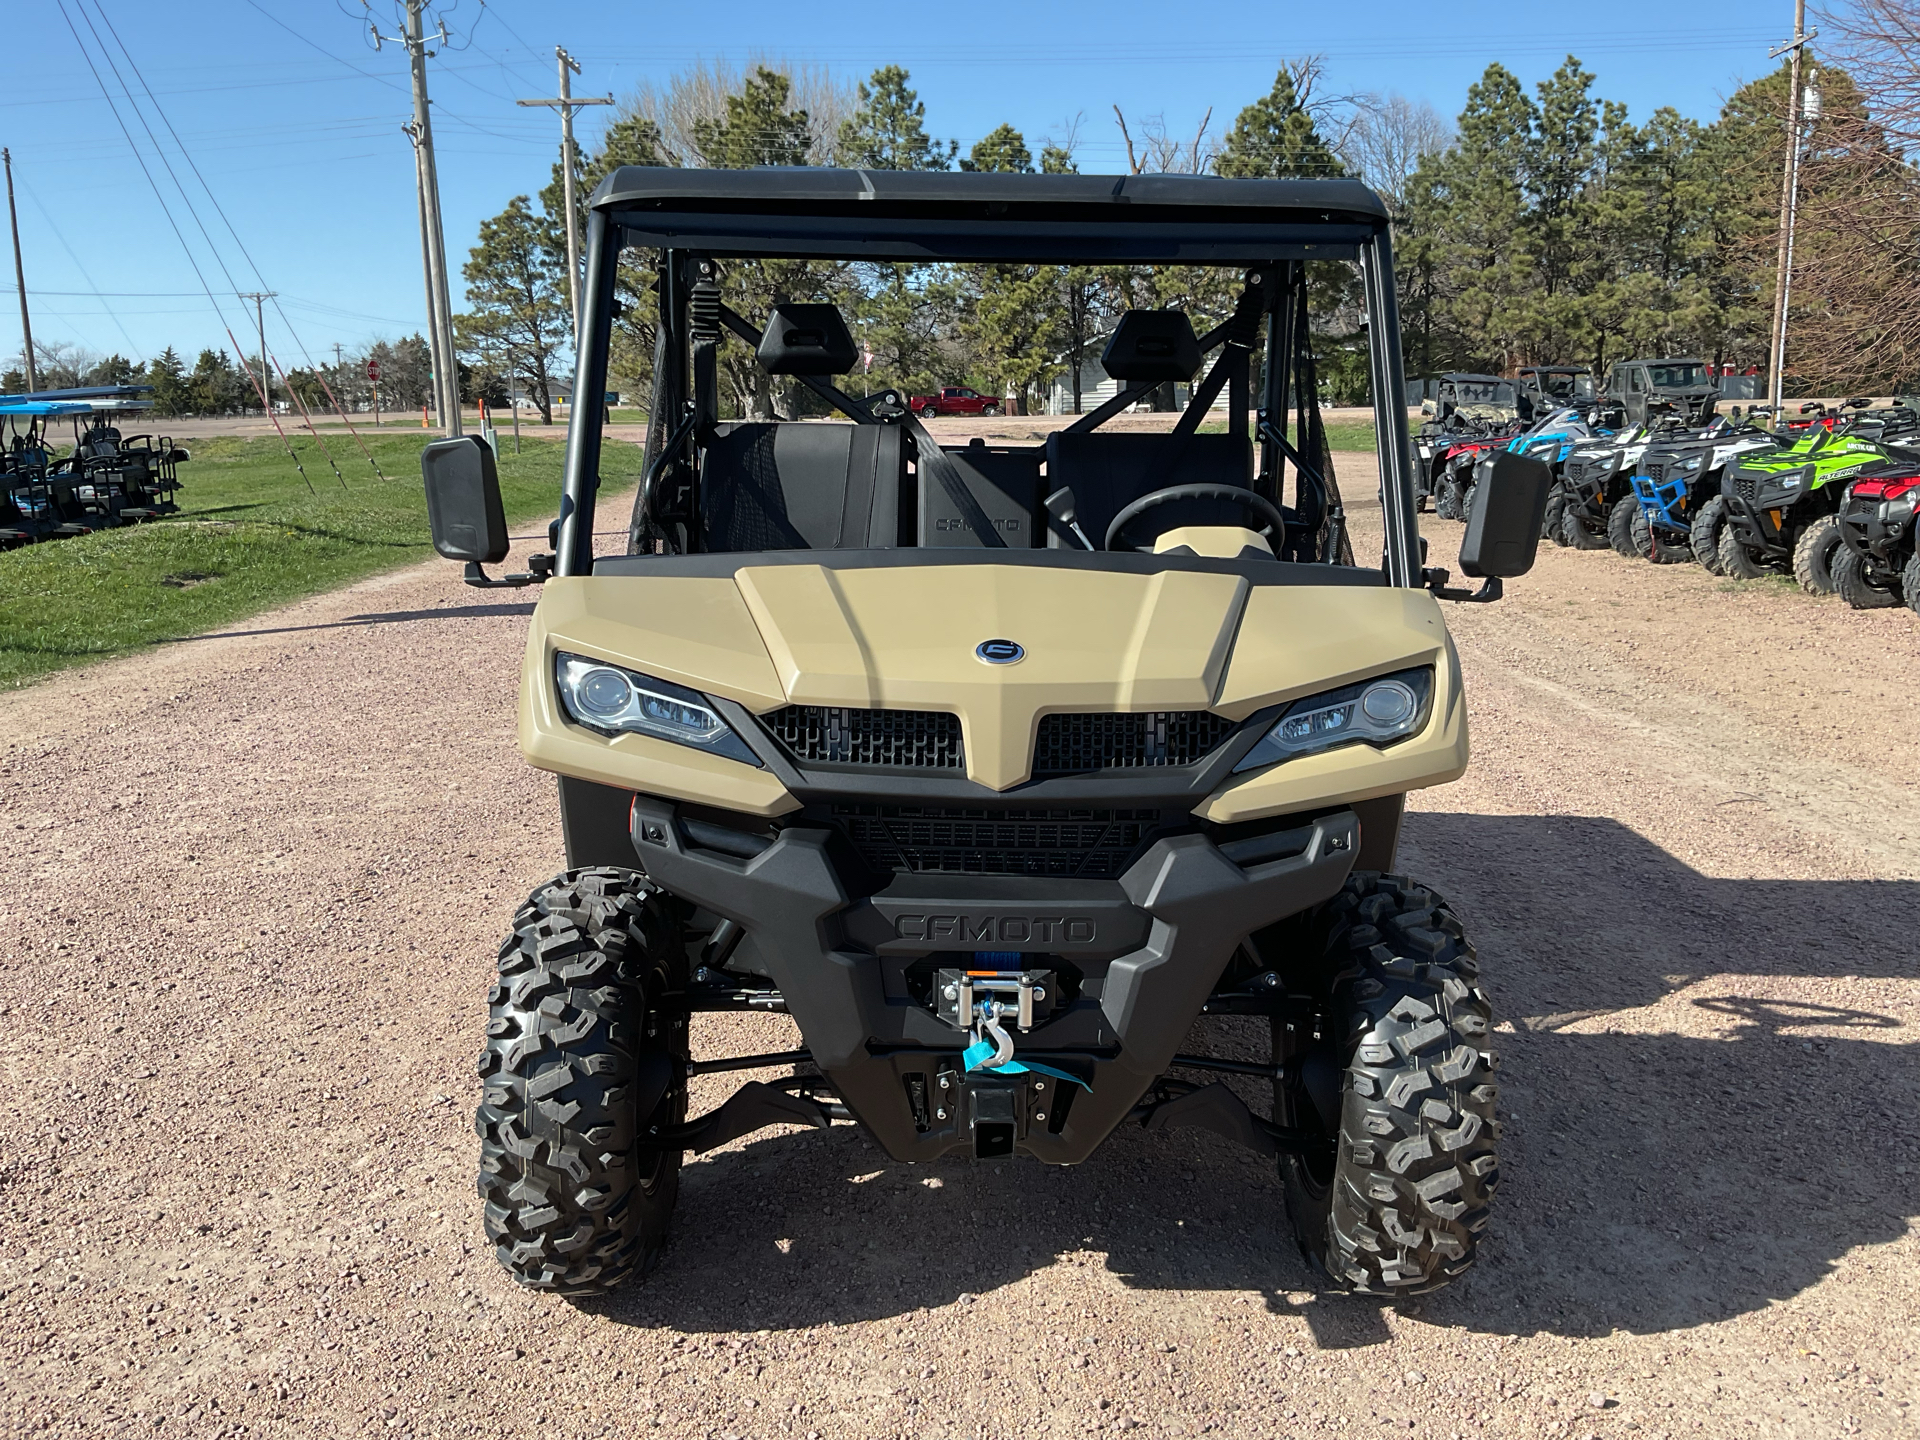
[5, 0, 1790, 371]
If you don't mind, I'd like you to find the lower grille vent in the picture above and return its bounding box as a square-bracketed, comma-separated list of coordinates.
[830, 804, 1162, 878]
[1033, 711, 1237, 775]
[763, 706, 963, 769]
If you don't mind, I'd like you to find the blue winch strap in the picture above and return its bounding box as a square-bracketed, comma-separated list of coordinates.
[960, 1041, 1091, 1092]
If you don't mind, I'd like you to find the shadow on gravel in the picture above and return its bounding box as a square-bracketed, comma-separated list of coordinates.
[583, 813, 1916, 1346]
[167, 601, 537, 642]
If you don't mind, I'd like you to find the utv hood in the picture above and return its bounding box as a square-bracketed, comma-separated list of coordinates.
[519, 559, 1459, 802]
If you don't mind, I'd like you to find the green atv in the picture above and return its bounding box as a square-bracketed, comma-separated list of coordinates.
[1718, 427, 1914, 592]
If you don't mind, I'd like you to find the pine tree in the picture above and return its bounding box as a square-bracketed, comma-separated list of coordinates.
[962, 124, 1033, 174]
[690, 67, 811, 168]
[145, 347, 190, 416]
[455, 195, 570, 424]
[1215, 66, 1345, 179]
[837, 66, 955, 170]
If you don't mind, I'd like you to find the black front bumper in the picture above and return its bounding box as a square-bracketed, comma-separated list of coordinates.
[1838, 495, 1916, 562]
[629, 796, 1359, 1164]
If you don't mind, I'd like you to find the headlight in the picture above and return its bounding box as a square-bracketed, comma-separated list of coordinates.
[1233, 667, 1435, 772]
[1681, 455, 1702, 471]
[554, 652, 761, 766]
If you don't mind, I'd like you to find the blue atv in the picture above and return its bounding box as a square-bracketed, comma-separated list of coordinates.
[1459, 405, 1609, 524]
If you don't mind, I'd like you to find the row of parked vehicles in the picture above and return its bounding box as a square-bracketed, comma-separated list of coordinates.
[0, 385, 189, 548]
[1415, 363, 1920, 616]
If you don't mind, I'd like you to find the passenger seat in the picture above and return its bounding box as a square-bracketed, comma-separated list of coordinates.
[700, 422, 907, 551]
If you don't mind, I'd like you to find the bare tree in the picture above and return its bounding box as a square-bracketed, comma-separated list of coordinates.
[1817, 1, 1920, 153]
[1113, 105, 1218, 174]
[618, 56, 855, 166]
[1340, 94, 1455, 210]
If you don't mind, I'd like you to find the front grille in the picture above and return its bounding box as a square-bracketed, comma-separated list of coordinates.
[1033, 711, 1237, 775]
[762, 706, 963, 769]
[1734, 474, 1758, 504]
[830, 803, 1163, 877]
[1646, 462, 1667, 483]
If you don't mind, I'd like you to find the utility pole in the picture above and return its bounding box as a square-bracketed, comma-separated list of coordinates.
[1767, 2, 1816, 417]
[374, 2, 462, 437]
[4, 148, 36, 393]
[518, 48, 613, 343]
[239, 291, 277, 416]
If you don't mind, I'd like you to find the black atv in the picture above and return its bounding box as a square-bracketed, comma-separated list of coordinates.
[1551, 418, 1673, 553]
[1832, 458, 1920, 613]
[1626, 412, 1782, 570]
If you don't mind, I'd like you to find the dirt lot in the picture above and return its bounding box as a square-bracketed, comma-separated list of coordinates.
[0, 464, 1915, 1439]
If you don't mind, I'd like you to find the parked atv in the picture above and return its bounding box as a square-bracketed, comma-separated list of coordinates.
[422, 169, 1547, 1300]
[1832, 459, 1920, 612]
[1627, 415, 1782, 569]
[1718, 424, 1918, 590]
[1459, 405, 1604, 524]
[1553, 420, 1669, 552]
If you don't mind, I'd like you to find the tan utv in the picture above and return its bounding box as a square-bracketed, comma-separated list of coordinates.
[421, 168, 1553, 1299]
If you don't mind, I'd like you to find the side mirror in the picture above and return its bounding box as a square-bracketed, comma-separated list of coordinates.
[422, 435, 507, 564]
[1460, 451, 1552, 580]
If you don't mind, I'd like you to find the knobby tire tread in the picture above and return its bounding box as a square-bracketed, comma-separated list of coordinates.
[1831, 543, 1901, 609]
[475, 867, 685, 1296]
[1690, 495, 1727, 573]
[1793, 515, 1843, 596]
[1283, 873, 1499, 1296]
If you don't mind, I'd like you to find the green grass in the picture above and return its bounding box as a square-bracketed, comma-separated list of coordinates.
[0, 431, 636, 690]
[1196, 418, 1378, 452]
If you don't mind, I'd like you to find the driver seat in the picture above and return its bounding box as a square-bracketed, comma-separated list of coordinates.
[1042, 430, 1253, 548]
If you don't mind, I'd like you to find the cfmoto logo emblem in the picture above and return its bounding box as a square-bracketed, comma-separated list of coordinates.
[975, 638, 1025, 665]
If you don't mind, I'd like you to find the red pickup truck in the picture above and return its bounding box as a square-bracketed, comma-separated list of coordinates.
[910, 386, 1002, 418]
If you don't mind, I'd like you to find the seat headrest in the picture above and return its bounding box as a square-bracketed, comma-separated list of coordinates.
[757, 303, 859, 376]
[1101, 310, 1202, 382]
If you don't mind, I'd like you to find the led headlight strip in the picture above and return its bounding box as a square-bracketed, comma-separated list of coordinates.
[554, 652, 761, 766]
[1233, 666, 1435, 772]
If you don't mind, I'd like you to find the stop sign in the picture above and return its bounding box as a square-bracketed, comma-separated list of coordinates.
[366, 359, 381, 382]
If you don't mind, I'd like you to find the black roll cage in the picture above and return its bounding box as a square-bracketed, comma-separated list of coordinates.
[553, 168, 1420, 588]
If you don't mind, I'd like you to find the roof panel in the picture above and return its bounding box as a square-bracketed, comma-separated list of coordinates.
[591, 166, 1389, 263]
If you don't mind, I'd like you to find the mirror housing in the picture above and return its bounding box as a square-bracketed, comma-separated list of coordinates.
[1459, 450, 1552, 579]
[422, 436, 507, 564]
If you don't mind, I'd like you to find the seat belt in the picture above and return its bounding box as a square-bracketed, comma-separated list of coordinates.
[899, 411, 1006, 548]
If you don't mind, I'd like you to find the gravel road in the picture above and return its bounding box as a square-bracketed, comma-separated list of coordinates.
[1, 469, 1915, 1439]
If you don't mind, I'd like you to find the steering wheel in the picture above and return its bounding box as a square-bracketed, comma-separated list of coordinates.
[1103, 482, 1288, 552]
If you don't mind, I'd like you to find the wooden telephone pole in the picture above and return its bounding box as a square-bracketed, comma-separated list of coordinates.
[373, 1, 463, 437]
[1766, 1, 1817, 416]
[4, 148, 36, 392]
[519, 48, 613, 345]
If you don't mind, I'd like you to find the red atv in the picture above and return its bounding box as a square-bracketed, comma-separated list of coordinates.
[1833, 461, 1920, 614]
[910, 385, 1003, 419]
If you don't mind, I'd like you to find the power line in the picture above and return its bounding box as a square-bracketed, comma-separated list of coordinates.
[51, 0, 310, 487]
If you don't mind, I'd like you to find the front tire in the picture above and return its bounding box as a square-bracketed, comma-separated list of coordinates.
[1434, 471, 1465, 521]
[1630, 506, 1690, 564]
[1793, 515, 1844, 595]
[918, 404, 939, 420]
[1542, 485, 1570, 546]
[982, 403, 1002, 417]
[1718, 523, 1771, 579]
[1279, 874, 1499, 1296]
[1831, 543, 1902, 609]
[1906, 551, 1920, 616]
[476, 868, 688, 1295]
[1691, 495, 1728, 574]
[1606, 496, 1638, 557]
